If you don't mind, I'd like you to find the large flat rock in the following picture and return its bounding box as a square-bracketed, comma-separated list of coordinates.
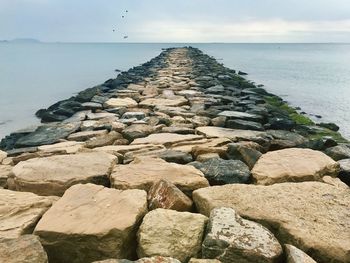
[104, 98, 138, 108]
[252, 148, 339, 185]
[0, 188, 56, 239]
[131, 133, 203, 147]
[111, 157, 209, 194]
[0, 235, 48, 263]
[139, 97, 188, 107]
[11, 152, 117, 196]
[137, 208, 208, 262]
[34, 183, 148, 263]
[193, 182, 350, 263]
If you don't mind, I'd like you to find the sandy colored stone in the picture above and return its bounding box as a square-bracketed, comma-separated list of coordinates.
[67, 129, 108, 141]
[252, 148, 339, 185]
[111, 157, 209, 194]
[11, 152, 117, 196]
[202, 207, 282, 263]
[0, 150, 7, 163]
[285, 244, 317, 263]
[189, 260, 221, 263]
[0, 235, 48, 263]
[104, 97, 138, 108]
[0, 188, 56, 239]
[139, 97, 188, 107]
[131, 133, 203, 147]
[148, 179, 193, 211]
[137, 208, 208, 262]
[34, 184, 148, 263]
[193, 182, 350, 263]
[37, 141, 85, 154]
[93, 256, 181, 263]
[0, 164, 12, 188]
[94, 144, 166, 157]
[196, 126, 268, 142]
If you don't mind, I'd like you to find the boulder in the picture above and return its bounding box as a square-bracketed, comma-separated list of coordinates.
[158, 149, 193, 164]
[85, 131, 123, 148]
[131, 133, 203, 147]
[227, 142, 262, 169]
[0, 150, 7, 163]
[193, 182, 350, 263]
[137, 208, 208, 262]
[122, 124, 154, 141]
[202, 207, 282, 263]
[93, 256, 181, 263]
[148, 180, 193, 211]
[0, 165, 11, 187]
[37, 141, 85, 155]
[325, 144, 350, 161]
[104, 98, 138, 108]
[139, 97, 188, 107]
[0, 235, 48, 263]
[14, 122, 81, 148]
[266, 130, 307, 150]
[110, 157, 209, 195]
[0, 188, 56, 239]
[218, 110, 262, 122]
[189, 260, 221, 263]
[338, 158, 350, 186]
[252, 148, 339, 185]
[226, 119, 264, 131]
[11, 152, 117, 196]
[67, 129, 108, 141]
[34, 184, 148, 263]
[285, 244, 317, 263]
[190, 158, 251, 185]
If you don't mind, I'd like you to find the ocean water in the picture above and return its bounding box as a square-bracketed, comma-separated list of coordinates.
[0, 43, 349, 139]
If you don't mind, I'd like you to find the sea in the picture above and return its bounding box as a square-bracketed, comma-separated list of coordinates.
[0, 43, 349, 139]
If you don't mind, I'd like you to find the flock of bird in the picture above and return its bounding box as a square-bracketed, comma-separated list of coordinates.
[112, 10, 129, 40]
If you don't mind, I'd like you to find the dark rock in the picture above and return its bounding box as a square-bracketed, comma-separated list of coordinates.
[158, 150, 193, 164]
[227, 142, 262, 169]
[6, 146, 38, 156]
[40, 112, 67, 122]
[302, 137, 338, 151]
[226, 119, 264, 131]
[75, 86, 101, 102]
[325, 144, 350, 161]
[14, 122, 81, 148]
[337, 159, 350, 186]
[122, 124, 154, 141]
[267, 130, 308, 150]
[190, 158, 251, 185]
[238, 71, 248, 75]
[267, 117, 296, 130]
[319, 122, 340, 132]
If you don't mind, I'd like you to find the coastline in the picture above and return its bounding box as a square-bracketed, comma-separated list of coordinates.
[0, 47, 349, 263]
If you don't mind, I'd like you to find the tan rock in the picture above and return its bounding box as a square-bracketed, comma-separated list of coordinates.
[189, 259, 221, 263]
[93, 256, 181, 263]
[131, 133, 203, 147]
[148, 179, 193, 211]
[11, 152, 117, 196]
[67, 129, 108, 141]
[252, 148, 339, 185]
[139, 97, 188, 107]
[285, 244, 317, 263]
[0, 188, 56, 239]
[0, 150, 7, 163]
[202, 207, 282, 263]
[38, 141, 85, 155]
[171, 138, 231, 154]
[104, 97, 138, 108]
[137, 208, 208, 262]
[34, 184, 148, 263]
[193, 182, 350, 263]
[111, 157, 209, 194]
[0, 235, 48, 263]
[0, 165, 12, 188]
[94, 144, 166, 157]
[85, 131, 123, 148]
[122, 124, 154, 141]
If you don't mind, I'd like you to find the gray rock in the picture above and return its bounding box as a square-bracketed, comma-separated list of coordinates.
[325, 144, 350, 161]
[158, 150, 193, 164]
[227, 142, 262, 169]
[190, 158, 250, 185]
[202, 207, 282, 263]
[337, 158, 350, 186]
[226, 119, 264, 131]
[122, 112, 146, 120]
[14, 122, 81, 148]
[122, 124, 154, 141]
[218, 110, 262, 122]
[285, 244, 317, 263]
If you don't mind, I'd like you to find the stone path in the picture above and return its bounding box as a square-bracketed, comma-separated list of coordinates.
[0, 47, 349, 263]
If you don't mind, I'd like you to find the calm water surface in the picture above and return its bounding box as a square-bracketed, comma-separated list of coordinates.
[0, 43, 349, 139]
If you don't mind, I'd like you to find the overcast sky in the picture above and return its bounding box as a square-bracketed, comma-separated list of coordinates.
[1, 0, 350, 43]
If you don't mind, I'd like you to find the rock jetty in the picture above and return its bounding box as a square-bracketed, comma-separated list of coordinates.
[0, 47, 349, 263]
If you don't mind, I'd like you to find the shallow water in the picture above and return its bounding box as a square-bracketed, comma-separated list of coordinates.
[0, 43, 349, 139]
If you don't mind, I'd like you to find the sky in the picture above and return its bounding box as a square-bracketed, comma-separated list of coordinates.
[0, 0, 350, 43]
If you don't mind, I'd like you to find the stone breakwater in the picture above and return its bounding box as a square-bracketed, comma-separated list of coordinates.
[0, 47, 349, 263]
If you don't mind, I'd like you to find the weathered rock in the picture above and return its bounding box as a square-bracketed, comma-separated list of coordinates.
[11, 152, 117, 196]
[191, 116, 211, 127]
[93, 256, 181, 263]
[137, 208, 208, 262]
[0, 164, 12, 187]
[161, 126, 195, 134]
[189, 259, 221, 263]
[0, 188, 56, 239]
[148, 180, 193, 211]
[111, 157, 209, 194]
[131, 133, 203, 147]
[227, 142, 262, 169]
[34, 184, 148, 263]
[122, 124, 154, 141]
[338, 158, 350, 186]
[218, 110, 262, 122]
[14, 122, 81, 148]
[226, 119, 264, 131]
[0, 235, 48, 263]
[37, 141, 85, 155]
[190, 158, 251, 185]
[104, 98, 138, 108]
[122, 112, 146, 120]
[140, 97, 188, 107]
[325, 144, 350, 161]
[87, 112, 118, 120]
[0, 150, 7, 163]
[67, 129, 108, 141]
[193, 182, 350, 263]
[252, 148, 339, 185]
[85, 131, 123, 148]
[266, 130, 307, 150]
[94, 144, 165, 157]
[202, 207, 282, 263]
[158, 149, 193, 164]
[285, 244, 317, 263]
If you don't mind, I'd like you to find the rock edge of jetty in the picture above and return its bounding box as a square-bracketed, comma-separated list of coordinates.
[0, 47, 349, 263]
